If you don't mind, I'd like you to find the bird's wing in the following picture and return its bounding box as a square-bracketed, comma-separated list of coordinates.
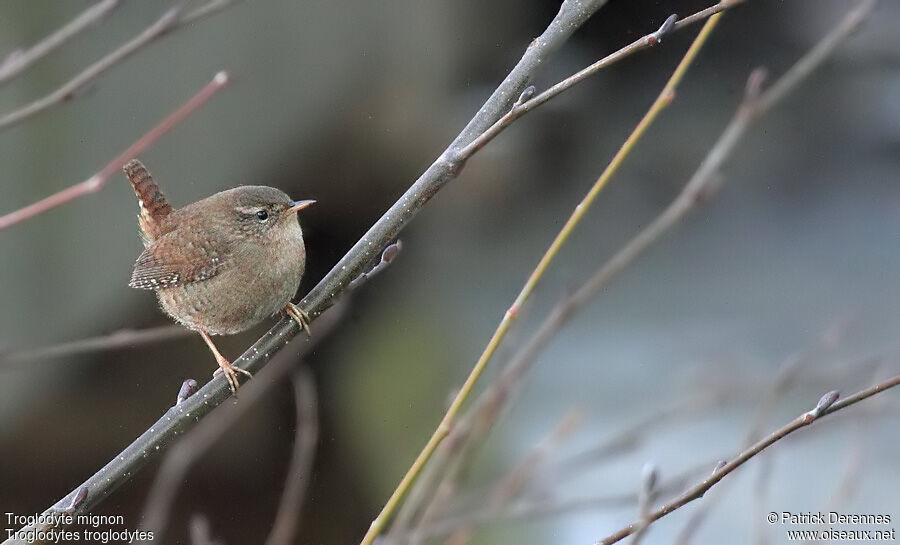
[129, 228, 230, 290]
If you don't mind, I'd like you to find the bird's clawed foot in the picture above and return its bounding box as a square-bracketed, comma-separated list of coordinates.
[284, 302, 312, 337]
[199, 330, 252, 395]
[212, 357, 253, 395]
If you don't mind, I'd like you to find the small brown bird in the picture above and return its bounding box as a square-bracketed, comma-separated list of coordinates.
[123, 159, 314, 394]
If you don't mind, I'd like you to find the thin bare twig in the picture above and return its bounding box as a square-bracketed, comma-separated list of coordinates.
[801, 365, 887, 545]
[390, 464, 711, 542]
[0, 0, 122, 86]
[674, 321, 848, 545]
[630, 464, 660, 545]
[392, 390, 722, 545]
[1, 325, 188, 367]
[0, 240, 399, 366]
[264, 367, 319, 545]
[0, 0, 234, 132]
[442, 412, 581, 545]
[595, 373, 900, 544]
[456, 0, 745, 160]
[188, 515, 224, 545]
[0, 71, 229, 232]
[397, 355, 891, 543]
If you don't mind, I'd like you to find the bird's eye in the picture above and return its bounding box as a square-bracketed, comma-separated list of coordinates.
[256, 210, 269, 222]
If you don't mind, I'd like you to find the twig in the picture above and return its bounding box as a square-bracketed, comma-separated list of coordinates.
[1, 237, 395, 369]
[1, 325, 188, 367]
[397, 359, 891, 543]
[802, 365, 887, 545]
[348, 240, 403, 290]
[442, 412, 581, 545]
[548, 391, 727, 482]
[0, 0, 234, 132]
[188, 515, 224, 545]
[455, 1, 741, 160]
[674, 321, 848, 545]
[393, 391, 723, 545]
[594, 373, 900, 545]
[0, 71, 229, 232]
[490, 412, 580, 510]
[264, 367, 319, 545]
[366, 14, 725, 545]
[138, 306, 341, 543]
[0, 0, 122, 86]
[630, 464, 660, 545]
[3, 1, 739, 540]
[390, 464, 710, 542]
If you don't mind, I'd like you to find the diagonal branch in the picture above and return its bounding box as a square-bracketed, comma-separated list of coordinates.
[137, 308, 340, 543]
[3, 1, 744, 542]
[457, 0, 743, 159]
[300, 0, 742, 319]
[596, 372, 900, 545]
[0, 0, 122, 86]
[0, 0, 234, 133]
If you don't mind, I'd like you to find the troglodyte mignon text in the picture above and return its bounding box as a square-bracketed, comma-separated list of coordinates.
[123, 159, 314, 394]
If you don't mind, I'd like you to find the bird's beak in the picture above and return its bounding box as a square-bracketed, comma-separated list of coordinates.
[284, 199, 316, 216]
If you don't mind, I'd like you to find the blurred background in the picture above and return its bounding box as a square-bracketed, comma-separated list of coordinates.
[1, 0, 899, 543]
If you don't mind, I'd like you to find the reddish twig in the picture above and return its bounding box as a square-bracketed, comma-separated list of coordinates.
[0, 71, 229, 232]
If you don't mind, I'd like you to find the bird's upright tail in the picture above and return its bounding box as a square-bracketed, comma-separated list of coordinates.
[123, 159, 171, 242]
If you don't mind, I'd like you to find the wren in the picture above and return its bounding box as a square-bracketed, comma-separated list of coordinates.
[123, 159, 314, 394]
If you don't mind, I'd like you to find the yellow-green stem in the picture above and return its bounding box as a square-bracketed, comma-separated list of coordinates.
[358, 13, 723, 545]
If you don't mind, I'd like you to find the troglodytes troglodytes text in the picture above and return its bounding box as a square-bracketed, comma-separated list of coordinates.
[123, 159, 314, 394]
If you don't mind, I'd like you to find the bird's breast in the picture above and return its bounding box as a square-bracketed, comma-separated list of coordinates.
[158, 222, 306, 335]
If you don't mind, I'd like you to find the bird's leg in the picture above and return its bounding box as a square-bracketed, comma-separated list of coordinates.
[284, 302, 312, 337]
[199, 330, 252, 395]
